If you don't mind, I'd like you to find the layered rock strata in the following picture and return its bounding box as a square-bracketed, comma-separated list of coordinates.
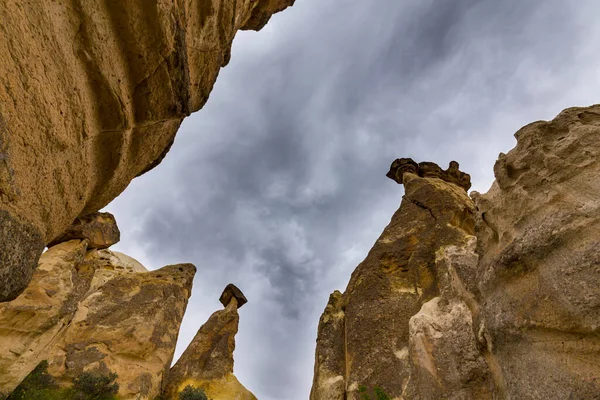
[0, 0, 295, 301]
[164, 284, 255, 400]
[0, 239, 195, 399]
[311, 105, 600, 399]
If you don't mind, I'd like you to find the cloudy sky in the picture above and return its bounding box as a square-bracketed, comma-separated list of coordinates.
[108, 1, 600, 399]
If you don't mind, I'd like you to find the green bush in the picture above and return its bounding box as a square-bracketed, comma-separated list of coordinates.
[178, 385, 208, 400]
[7, 363, 120, 400]
[7, 360, 60, 400]
[358, 385, 391, 400]
[71, 370, 119, 400]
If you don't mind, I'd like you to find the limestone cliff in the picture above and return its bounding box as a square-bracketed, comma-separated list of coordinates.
[0, 0, 295, 301]
[311, 105, 600, 400]
[0, 227, 195, 398]
[163, 284, 255, 400]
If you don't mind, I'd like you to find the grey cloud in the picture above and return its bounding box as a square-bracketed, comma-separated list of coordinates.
[108, 1, 600, 399]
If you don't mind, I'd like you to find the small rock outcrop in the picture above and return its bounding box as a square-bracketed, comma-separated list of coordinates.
[164, 284, 255, 400]
[0, 0, 295, 301]
[311, 105, 600, 399]
[0, 239, 195, 399]
[47, 212, 120, 249]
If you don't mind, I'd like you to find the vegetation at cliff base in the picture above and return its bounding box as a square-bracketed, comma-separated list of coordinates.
[6, 360, 59, 400]
[71, 370, 119, 399]
[178, 385, 208, 400]
[5, 361, 120, 400]
[358, 385, 391, 400]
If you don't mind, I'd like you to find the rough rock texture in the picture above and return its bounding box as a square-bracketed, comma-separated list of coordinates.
[164, 285, 255, 400]
[403, 239, 495, 400]
[0, 240, 195, 399]
[312, 105, 600, 399]
[47, 212, 120, 249]
[309, 291, 345, 400]
[312, 159, 477, 399]
[472, 105, 600, 399]
[0, 0, 295, 301]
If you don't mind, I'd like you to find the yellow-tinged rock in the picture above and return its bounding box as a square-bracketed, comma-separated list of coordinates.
[0, 241, 195, 399]
[176, 374, 257, 400]
[311, 105, 600, 400]
[311, 160, 481, 400]
[163, 285, 254, 400]
[0, 0, 295, 301]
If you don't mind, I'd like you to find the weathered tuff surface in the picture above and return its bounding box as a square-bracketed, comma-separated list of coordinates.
[0, 240, 195, 399]
[311, 160, 480, 399]
[472, 105, 600, 399]
[311, 105, 600, 399]
[164, 285, 255, 400]
[0, 0, 295, 301]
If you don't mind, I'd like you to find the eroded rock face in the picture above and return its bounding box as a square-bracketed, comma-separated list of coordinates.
[164, 285, 255, 400]
[0, 241, 195, 399]
[312, 160, 477, 399]
[0, 0, 295, 301]
[312, 105, 600, 399]
[473, 105, 600, 399]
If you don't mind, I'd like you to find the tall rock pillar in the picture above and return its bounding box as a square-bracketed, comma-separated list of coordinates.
[164, 284, 255, 400]
[311, 159, 493, 399]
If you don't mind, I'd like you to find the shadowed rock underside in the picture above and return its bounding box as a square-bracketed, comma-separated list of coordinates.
[0, 0, 295, 301]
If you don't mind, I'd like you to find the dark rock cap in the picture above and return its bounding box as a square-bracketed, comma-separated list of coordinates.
[387, 158, 471, 191]
[219, 283, 248, 308]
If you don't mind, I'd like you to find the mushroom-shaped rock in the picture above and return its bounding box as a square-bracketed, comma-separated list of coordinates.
[47, 212, 120, 249]
[386, 158, 419, 184]
[163, 285, 255, 399]
[219, 283, 248, 308]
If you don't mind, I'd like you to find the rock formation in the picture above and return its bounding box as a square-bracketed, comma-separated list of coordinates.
[164, 284, 254, 400]
[0, 0, 295, 301]
[311, 158, 480, 400]
[471, 105, 600, 399]
[46, 212, 120, 249]
[311, 105, 600, 400]
[0, 225, 196, 399]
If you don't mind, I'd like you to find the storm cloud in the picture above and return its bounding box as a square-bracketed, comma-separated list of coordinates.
[108, 1, 600, 399]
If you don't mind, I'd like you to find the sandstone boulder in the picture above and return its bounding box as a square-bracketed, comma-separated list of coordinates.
[0, 0, 295, 301]
[164, 285, 255, 400]
[0, 241, 195, 399]
[47, 212, 120, 249]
